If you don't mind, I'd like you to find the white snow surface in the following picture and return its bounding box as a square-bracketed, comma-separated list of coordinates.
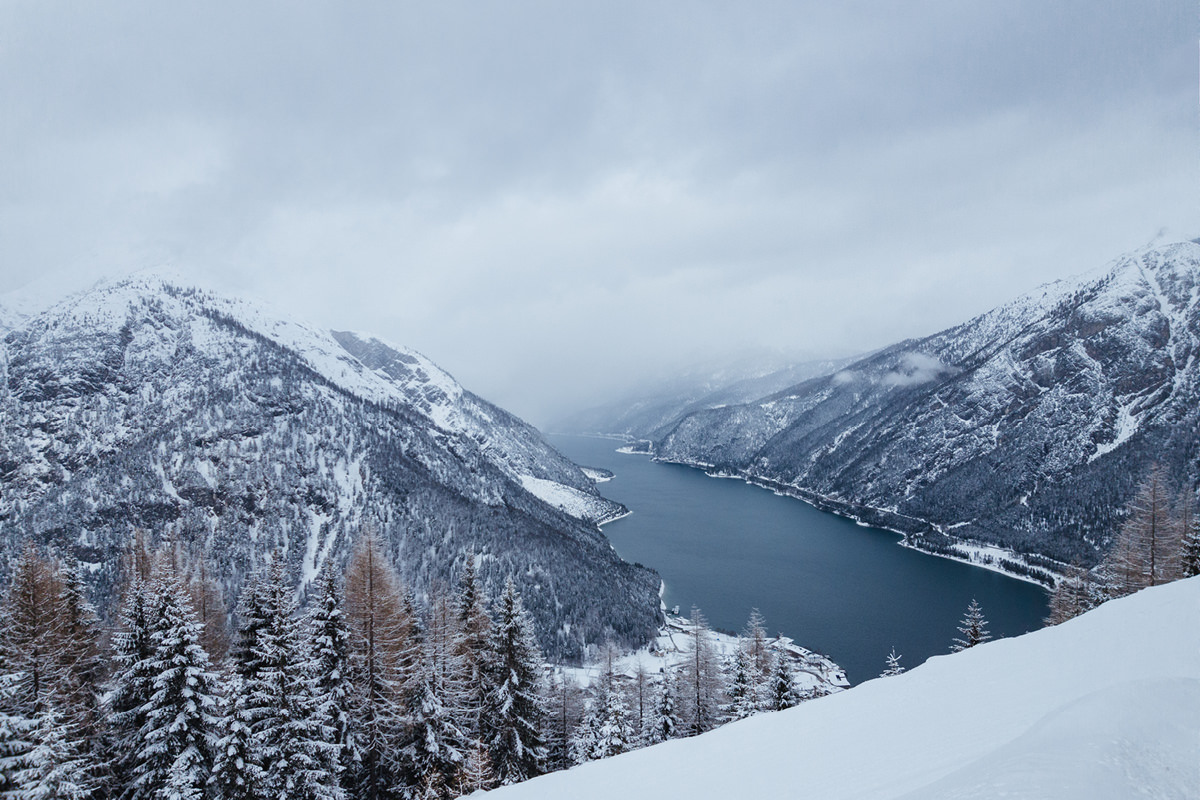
[488, 577, 1200, 800]
[517, 474, 616, 522]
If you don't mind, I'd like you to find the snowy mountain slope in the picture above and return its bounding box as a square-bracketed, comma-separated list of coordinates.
[555, 354, 854, 440]
[0, 275, 656, 658]
[490, 577, 1200, 800]
[654, 241, 1200, 567]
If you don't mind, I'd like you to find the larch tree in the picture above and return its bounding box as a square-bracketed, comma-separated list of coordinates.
[343, 529, 412, 800]
[1104, 466, 1180, 595]
[0, 544, 62, 715]
[950, 599, 992, 652]
[742, 609, 771, 684]
[681, 607, 723, 735]
[544, 670, 584, 770]
[51, 563, 107, 746]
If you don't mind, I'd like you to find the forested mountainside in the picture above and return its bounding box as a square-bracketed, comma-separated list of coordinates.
[0, 275, 660, 659]
[556, 355, 853, 440]
[653, 241, 1200, 568]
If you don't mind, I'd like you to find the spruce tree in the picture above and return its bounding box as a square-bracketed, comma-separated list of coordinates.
[1179, 494, 1200, 578]
[52, 564, 107, 743]
[21, 697, 96, 800]
[210, 677, 263, 800]
[647, 670, 679, 745]
[107, 572, 159, 797]
[767, 651, 802, 711]
[454, 556, 493, 740]
[0, 671, 36, 800]
[485, 578, 548, 785]
[724, 645, 758, 721]
[242, 560, 343, 800]
[544, 671, 584, 770]
[950, 599, 992, 652]
[879, 647, 905, 678]
[127, 577, 219, 800]
[308, 575, 356, 785]
[403, 676, 466, 799]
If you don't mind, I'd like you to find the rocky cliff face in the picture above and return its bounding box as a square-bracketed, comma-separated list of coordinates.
[0, 276, 660, 659]
[654, 241, 1200, 568]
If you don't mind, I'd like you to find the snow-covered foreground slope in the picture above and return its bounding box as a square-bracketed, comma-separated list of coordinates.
[491, 577, 1200, 800]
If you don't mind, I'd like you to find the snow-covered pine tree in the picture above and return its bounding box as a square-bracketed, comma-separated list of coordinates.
[0, 670, 36, 800]
[484, 577, 548, 785]
[647, 669, 679, 745]
[723, 644, 758, 721]
[231, 568, 272, 682]
[106, 571, 158, 797]
[244, 559, 343, 800]
[1177, 491, 1200, 578]
[343, 530, 412, 800]
[307, 574, 356, 786]
[570, 649, 632, 764]
[879, 647, 905, 677]
[681, 607, 723, 735]
[402, 676, 466, 799]
[950, 599, 992, 652]
[210, 676, 263, 800]
[20, 696, 96, 800]
[454, 555, 493, 740]
[767, 650, 802, 711]
[127, 576, 219, 800]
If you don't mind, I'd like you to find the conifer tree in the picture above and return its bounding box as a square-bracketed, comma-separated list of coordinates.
[242, 559, 343, 800]
[724, 645, 758, 720]
[628, 660, 652, 748]
[879, 647, 905, 678]
[0, 671, 36, 800]
[210, 677, 263, 800]
[485, 578, 548, 785]
[457, 738, 494, 795]
[766, 651, 802, 711]
[52, 563, 107, 743]
[127, 577, 219, 800]
[454, 556, 493, 740]
[21, 697, 96, 800]
[950, 599, 992, 652]
[648, 670, 679, 744]
[1103, 466, 1180, 595]
[1178, 492, 1200, 578]
[107, 572, 159, 798]
[742, 609, 771, 683]
[1045, 564, 1096, 625]
[403, 676, 466, 799]
[0, 544, 62, 715]
[544, 671, 584, 770]
[681, 607, 723, 735]
[308, 575, 356, 785]
[570, 648, 632, 764]
[343, 530, 411, 800]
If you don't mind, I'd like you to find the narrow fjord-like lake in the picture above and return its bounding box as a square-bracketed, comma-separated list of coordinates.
[552, 434, 1049, 685]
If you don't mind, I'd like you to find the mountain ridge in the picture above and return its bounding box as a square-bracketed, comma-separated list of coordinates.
[635, 241, 1200, 570]
[0, 273, 660, 659]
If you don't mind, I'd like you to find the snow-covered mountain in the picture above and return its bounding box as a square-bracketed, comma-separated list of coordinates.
[555, 353, 854, 440]
[490, 577, 1200, 800]
[0, 275, 660, 659]
[651, 241, 1200, 569]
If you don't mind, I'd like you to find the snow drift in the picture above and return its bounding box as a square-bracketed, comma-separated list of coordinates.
[488, 576, 1200, 799]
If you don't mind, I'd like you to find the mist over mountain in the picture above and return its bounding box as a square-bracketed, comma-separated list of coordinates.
[0, 275, 661, 660]
[592, 241, 1200, 569]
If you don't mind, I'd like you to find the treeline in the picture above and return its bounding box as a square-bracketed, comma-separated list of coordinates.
[0, 534, 821, 800]
[1046, 465, 1200, 625]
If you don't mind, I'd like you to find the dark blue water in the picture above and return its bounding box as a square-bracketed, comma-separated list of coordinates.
[552, 434, 1049, 685]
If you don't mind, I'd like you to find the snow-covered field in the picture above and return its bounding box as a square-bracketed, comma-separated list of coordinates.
[489, 577, 1200, 799]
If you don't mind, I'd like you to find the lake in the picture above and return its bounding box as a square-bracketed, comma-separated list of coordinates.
[551, 434, 1049, 685]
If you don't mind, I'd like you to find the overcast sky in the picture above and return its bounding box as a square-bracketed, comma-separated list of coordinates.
[1, 2, 1196, 424]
